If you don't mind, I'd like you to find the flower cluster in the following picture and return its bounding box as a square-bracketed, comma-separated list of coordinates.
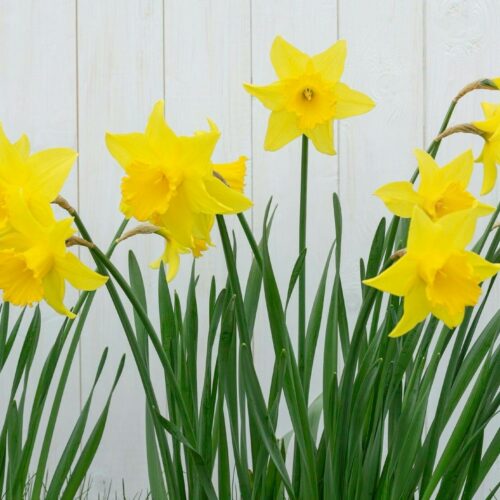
[364, 150, 499, 337]
[106, 101, 252, 281]
[0, 126, 107, 317]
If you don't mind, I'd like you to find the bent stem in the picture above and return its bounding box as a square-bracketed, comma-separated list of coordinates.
[299, 135, 309, 381]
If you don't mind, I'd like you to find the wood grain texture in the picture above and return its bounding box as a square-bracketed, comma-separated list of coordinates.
[425, 1, 500, 497]
[0, 0, 498, 494]
[76, 0, 164, 495]
[0, 0, 81, 477]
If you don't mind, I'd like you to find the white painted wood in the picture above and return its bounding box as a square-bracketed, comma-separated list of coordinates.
[425, 2, 500, 497]
[0, 0, 498, 495]
[250, 0, 339, 427]
[0, 0, 82, 478]
[76, 1, 164, 496]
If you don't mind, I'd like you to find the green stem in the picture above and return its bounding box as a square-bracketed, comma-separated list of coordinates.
[71, 212, 196, 442]
[299, 135, 309, 380]
[31, 218, 129, 500]
[411, 99, 457, 182]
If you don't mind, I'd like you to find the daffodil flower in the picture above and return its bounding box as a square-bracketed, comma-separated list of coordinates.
[150, 156, 248, 281]
[374, 149, 494, 220]
[473, 102, 500, 194]
[243, 36, 374, 155]
[106, 101, 252, 251]
[364, 207, 500, 337]
[0, 194, 107, 318]
[0, 124, 77, 227]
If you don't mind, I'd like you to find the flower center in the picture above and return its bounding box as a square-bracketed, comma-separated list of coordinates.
[303, 88, 314, 101]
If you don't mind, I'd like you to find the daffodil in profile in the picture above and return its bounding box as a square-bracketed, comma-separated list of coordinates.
[106, 101, 252, 250]
[243, 36, 374, 155]
[473, 102, 500, 194]
[0, 194, 107, 318]
[364, 207, 500, 337]
[0, 124, 77, 227]
[374, 149, 494, 220]
[150, 156, 248, 281]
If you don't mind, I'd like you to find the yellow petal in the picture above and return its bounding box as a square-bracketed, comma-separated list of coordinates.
[465, 251, 500, 282]
[14, 134, 30, 160]
[42, 269, 75, 319]
[243, 82, 287, 111]
[145, 100, 178, 160]
[407, 206, 440, 256]
[477, 144, 498, 195]
[213, 156, 247, 192]
[105, 132, 158, 171]
[374, 181, 420, 218]
[440, 149, 473, 187]
[414, 148, 439, 192]
[270, 36, 310, 79]
[481, 101, 500, 119]
[0, 249, 44, 306]
[204, 177, 253, 214]
[27, 148, 77, 201]
[305, 121, 335, 155]
[389, 282, 430, 337]
[438, 209, 478, 250]
[0, 124, 22, 165]
[57, 252, 108, 291]
[312, 40, 347, 82]
[264, 110, 302, 151]
[155, 190, 194, 248]
[333, 82, 375, 119]
[363, 255, 419, 296]
[177, 123, 220, 175]
[150, 240, 183, 282]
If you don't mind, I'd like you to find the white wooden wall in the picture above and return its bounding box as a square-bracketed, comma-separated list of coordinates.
[0, 0, 499, 496]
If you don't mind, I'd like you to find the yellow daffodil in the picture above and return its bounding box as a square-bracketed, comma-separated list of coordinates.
[243, 36, 374, 155]
[0, 124, 77, 226]
[0, 194, 107, 318]
[473, 102, 500, 194]
[150, 156, 248, 281]
[106, 101, 252, 250]
[364, 207, 500, 337]
[374, 149, 494, 220]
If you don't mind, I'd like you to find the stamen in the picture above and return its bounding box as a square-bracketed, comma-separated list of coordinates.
[303, 88, 314, 101]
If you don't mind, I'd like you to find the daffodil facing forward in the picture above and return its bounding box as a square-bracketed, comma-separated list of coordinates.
[374, 149, 494, 220]
[0, 124, 77, 227]
[364, 207, 500, 337]
[0, 194, 107, 318]
[244, 36, 374, 154]
[106, 101, 252, 251]
[473, 102, 500, 194]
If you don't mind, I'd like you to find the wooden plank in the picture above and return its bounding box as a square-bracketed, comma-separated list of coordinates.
[250, 0, 339, 418]
[0, 0, 81, 479]
[425, 1, 500, 495]
[77, 0, 164, 495]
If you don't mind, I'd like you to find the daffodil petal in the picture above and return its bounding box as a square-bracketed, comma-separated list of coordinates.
[0, 249, 44, 306]
[438, 209, 478, 250]
[374, 181, 420, 217]
[243, 82, 287, 111]
[42, 269, 75, 319]
[305, 121, 335, 155]
[333, 82, 375, 119]
[270, 36, 310, 79]
[363, 255, 418, 296]
[407, 206, 440, 256]
[389, 282, 429, 338]
[204, 177, 253, 214]
[466, 251, 500, 282]
[481, 101, 499, 119]
[145, 100, 178, 160]
[14, 134, 30, 160]
[155, 191, 194, 248]
[414, 148, 439, 192]
[26, 148, 77, 201]
[312, 40, 346, 82]
[105, 132, 158, 171]
[477, 144, 498, 195]
[213, 156, 247, 193]
[57, 252, 108, 291]
[264, 110, 302, 151]
[440, 149, 473, 187]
